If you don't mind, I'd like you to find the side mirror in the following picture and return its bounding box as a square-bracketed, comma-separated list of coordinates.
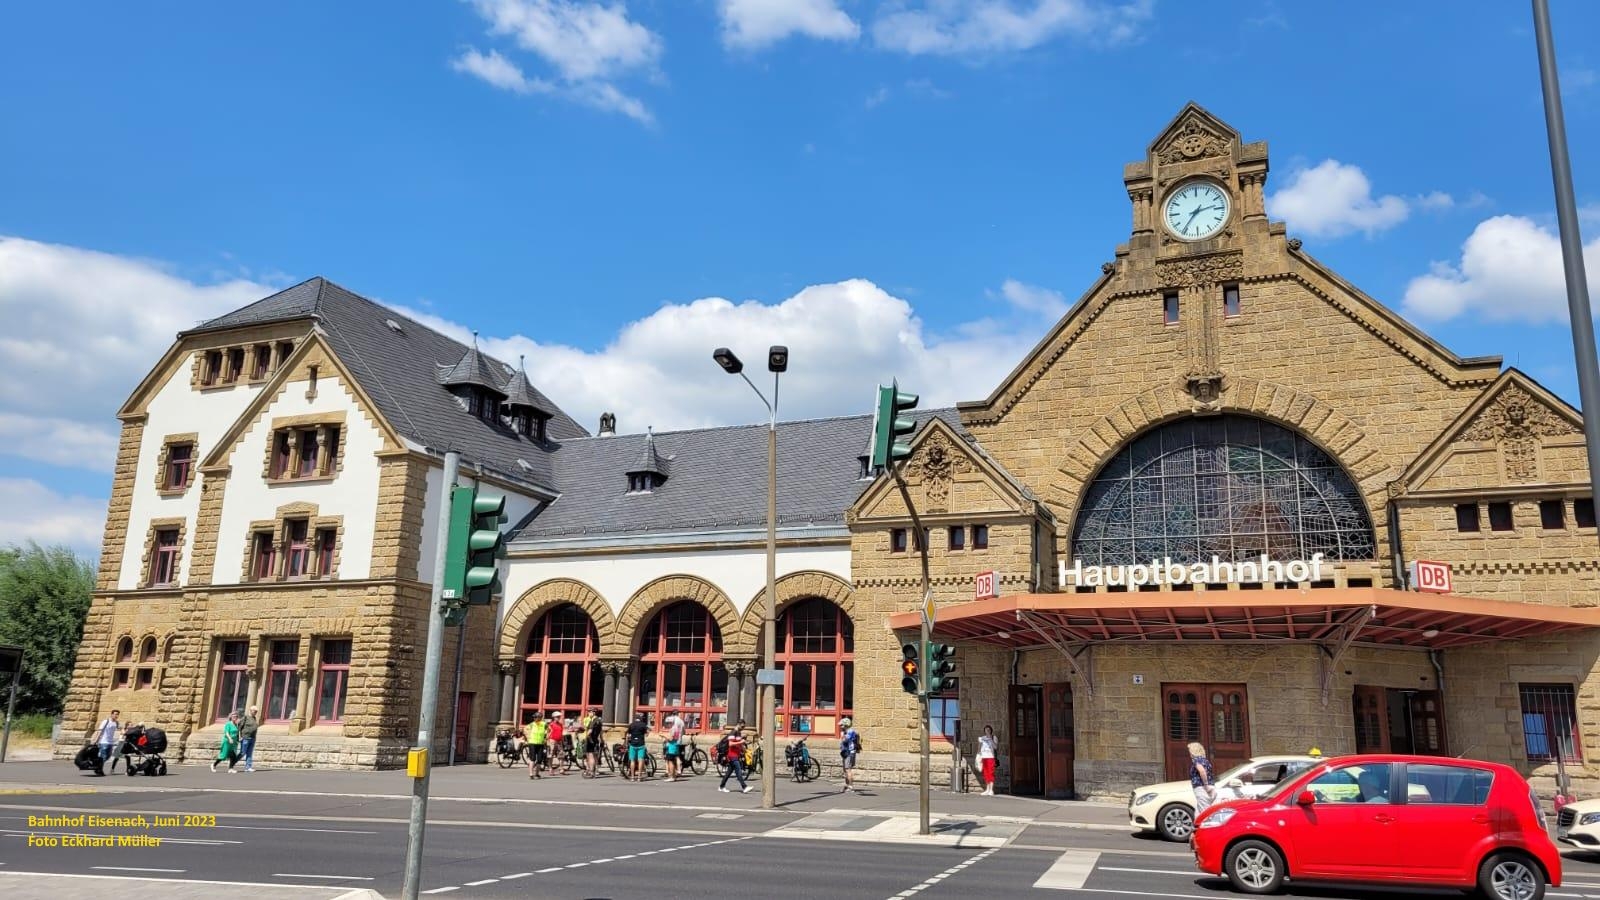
[1225, 778, 1244, 788]
[1296, 790, 1316, 807]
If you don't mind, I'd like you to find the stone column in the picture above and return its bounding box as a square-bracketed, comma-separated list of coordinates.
[495, 659, 517, 728]
[726, 668, 744, 727]
[601, 664, 618, 724]
[615, 664, 633, 725]
[1239, 172, 1267, 220]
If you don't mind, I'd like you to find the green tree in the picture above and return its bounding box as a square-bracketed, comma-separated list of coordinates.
[0, 542, 94, 715]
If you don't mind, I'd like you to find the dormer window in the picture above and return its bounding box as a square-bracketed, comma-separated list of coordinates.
[858, 456, 881, 480]
[474, 389, 502, 424]
[628, 473, 654, 494]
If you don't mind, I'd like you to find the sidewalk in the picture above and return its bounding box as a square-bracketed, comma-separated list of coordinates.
[0, 758, 1124, 825]
[0, 871, 379, 899]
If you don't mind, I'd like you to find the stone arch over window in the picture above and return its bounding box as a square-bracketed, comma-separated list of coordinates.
[738, 570, 855, 651]
[499, 578, 615, 664]
[1057, 378, 1388, 504]
[616, 575, 745, 658]
[1070, 413, 1378, 567]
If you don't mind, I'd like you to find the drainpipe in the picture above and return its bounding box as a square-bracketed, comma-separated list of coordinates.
[1428, 649, 1445, 696]
[1385, 497, 1408, 590]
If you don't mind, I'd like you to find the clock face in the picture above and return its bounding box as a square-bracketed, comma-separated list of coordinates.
[1164, 182, 1230, 241]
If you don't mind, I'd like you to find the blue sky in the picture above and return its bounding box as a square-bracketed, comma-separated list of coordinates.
[1, 0, 1597, 554]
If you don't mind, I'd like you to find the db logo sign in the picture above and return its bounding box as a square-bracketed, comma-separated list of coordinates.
[974, 570, 999, 600]
[1411, 560, 1452, 594]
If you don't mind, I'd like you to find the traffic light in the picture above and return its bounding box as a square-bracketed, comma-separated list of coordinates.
[443, 484, 507, 618]
[871, 380, 919, 469]
[926, 643, 957, 693]
[900, 642, 921, 694]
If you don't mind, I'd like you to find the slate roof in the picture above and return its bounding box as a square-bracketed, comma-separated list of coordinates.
[627, 429, 667, 478]
[437, 342, 507, 395]
[186, 277, 588, 490]
[502, 359, 551, 414]
[515, 409, 966, 542]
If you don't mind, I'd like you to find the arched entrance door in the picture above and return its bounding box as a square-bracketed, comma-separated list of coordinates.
[520, 603, 602, 725]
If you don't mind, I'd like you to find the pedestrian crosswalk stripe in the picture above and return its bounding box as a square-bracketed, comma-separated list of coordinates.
[1032, 850, 1100, 890]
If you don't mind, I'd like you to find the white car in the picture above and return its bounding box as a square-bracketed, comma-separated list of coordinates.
[1128, 755, 1321, 842]
[1557, 798, 1600, 850]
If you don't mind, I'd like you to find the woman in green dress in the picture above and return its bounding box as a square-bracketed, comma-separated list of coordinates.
[212, 711, 242, 773]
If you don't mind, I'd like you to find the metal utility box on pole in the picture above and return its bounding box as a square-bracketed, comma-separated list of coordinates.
[0, 645, 22, 763]
[402, 450, 460, 900]
[1532, 0, 1600, 557]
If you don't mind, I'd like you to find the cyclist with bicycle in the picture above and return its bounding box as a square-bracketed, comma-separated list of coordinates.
[662, 708, 685, 783]
[524, 714, 548, 780]
[625, 712, 650, 782]
[717, 723, 752, 793]
[548, 712, 567, 775]
[581, 707, 603, 778]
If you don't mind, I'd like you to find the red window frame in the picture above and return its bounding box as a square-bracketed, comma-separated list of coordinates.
[252, 532, 277, 581]
[315, 528, 337, 577]
[315, 639, 352, 724]
[165, 443, 194, 490]
[636, 602, 727, 733]
[296, 430, 320, 477]
[284, 520, 309, 578]
[323, 427, 339, 475]
[215, 640, 250, 722]
[775, 598, 854, 736]
[151, 529, 180, 586]
[265, 639, 300, 723]
[520, 604, 601, 725]
[271, 431, 291, 478]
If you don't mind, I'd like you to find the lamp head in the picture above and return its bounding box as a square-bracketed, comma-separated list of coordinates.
[767, 345, 788, 373]
[712, 347, 744, 374]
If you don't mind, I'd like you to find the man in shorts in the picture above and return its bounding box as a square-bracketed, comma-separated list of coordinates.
[548, 712, 567, 775]
[662, 709, 685, 782]
[626, 712, 650, 782]
[583, 707, 604, 777]
[839, 717, 861, 792]
[525, 714, 548, 779]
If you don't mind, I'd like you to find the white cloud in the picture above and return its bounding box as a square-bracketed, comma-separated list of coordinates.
[0, 477, 107, 557]
[0, 236, 271, 472]
[1266, 159, 1411, 238]
[864, 85, 892, 108]
[1402, 214, 1600, 324]
[994, 279, 1068, 319]
[871, 0, 1153, 57]
[1415, 191, 1455, 212]
[718, 0, 860, 49]
[397, 278, 1045, 435]
[455, 0, 660, 125]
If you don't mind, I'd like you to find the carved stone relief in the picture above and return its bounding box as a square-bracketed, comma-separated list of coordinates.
[1460, 385, 1580, 483]
[1156, 118, 1231, 165]
[1156, 252, 1243, 288]
[903, 431, 973, 513]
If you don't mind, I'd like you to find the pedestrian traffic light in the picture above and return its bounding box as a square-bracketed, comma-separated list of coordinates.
[443, 484, 507, 609]
[926, 643, 957, 693]
[900, 642, 921, 694]
[871, 381, 919, 469]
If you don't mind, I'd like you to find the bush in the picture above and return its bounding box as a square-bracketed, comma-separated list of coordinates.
[3, 712, 54, 739]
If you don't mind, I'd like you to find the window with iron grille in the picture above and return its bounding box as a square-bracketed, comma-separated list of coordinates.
[1071, 415, 1377, 566]
[1519, 683, 1581, 764]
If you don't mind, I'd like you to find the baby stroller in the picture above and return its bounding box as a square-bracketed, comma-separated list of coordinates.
[119, 724, 169, 776]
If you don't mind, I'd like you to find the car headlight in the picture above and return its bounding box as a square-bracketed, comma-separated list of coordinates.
[1581, 812, 1600, 826]
[1134, 793, 1158, 806]
[1198, 808, 1235, 829]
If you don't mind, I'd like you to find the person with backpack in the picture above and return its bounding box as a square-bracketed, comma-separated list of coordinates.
[582, 707, 604, 778]
[839, 717, 862, 792]
[718, 724, 751, 793]
[662, 708, 685, 783]
[525, 715, 549, 779]
[625, 712, 650, 782]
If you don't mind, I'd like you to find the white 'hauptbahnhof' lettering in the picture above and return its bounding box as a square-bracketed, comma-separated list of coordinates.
[1060, 553, 1327, 588]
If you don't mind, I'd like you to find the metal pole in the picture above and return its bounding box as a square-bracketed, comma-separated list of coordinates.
[0, 676, 17, 763]
[890, 465, 932, 836]
[448, 621, 466, 766]
[402, 450, 459, 900]
[761, 375, 778, 810]
[1533, 0, 1600, 557]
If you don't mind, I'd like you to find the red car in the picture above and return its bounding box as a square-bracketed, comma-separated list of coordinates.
[1191, 754, 1560, 899]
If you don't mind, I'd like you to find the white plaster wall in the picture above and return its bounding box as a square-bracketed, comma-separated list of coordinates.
[501, 545, 852, 619]
[415, 465, 541, 586]
[118, 357, 267, 590]
[212, 373, 385, 584]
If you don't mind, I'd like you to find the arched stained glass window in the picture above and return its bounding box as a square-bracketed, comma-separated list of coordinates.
[1071, 415, 1375, 567]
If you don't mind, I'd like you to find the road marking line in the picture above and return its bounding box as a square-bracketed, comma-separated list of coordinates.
[501, 872, 531, 879]
[565, 862, 589, 868]
[421, 887, 458, 894]
[614, 855, 636, 860]
[1042, 888, 1208, 899]
[273, 874, 375, 880]
[1098, 865, 1203, 876]
[91, 867, 187, 873]
[0, 870, 354, 892]
[1032, 850, 1101, 890]
[535, 867, 562, 873]
[637, 850, 658, 856]
[882, 846, 999, 899]
[589, 858, 614, 864]
[217, 824, 378, 834]
[464, 878, 499, 886]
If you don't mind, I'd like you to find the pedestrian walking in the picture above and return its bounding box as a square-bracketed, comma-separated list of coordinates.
[1188, 741, 1216, 813]
[718, 724, 751, 793]
[525, 714, 548, 779]
[839, 717, 861, 793]
[662, 708, 685, 782]
[548, 712, 567, 775]
[212, 711, 242, 773]
[977, 724, 998, 796]
[582, 707, 603, 778]
[625, 712, 649, 782]
[239, 706, 260, 772]
[91, 710, 121, 776]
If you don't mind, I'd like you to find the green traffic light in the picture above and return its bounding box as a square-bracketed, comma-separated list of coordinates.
[871, 381, 920, 468]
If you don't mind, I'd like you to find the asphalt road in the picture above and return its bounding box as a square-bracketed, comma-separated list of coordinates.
[5, 766, 1600, 899]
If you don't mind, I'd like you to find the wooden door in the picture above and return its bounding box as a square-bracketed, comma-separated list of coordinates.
[1407, 690, 1448, 755]
[453, 692, 474, 763]
[1352, 685, 1390, 754]
[1009, 685, 1042, 795]
[1043, 682, 1075, 799]
[1163, 683, 1251, 781]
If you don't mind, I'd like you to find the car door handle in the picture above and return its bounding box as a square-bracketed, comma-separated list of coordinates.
[1372, 814, 1394, 824]
[1472, 814, 1490, 825]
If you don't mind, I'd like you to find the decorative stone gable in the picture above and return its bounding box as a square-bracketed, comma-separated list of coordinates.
[1401, 371, 1588, 494]
[901, 429, 974, 513]
[849, 419, 1028, 524]
[1459, 383, 1581, 483]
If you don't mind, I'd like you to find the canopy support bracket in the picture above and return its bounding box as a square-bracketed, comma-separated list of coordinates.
[1018, 609, 1094, 699]
[1318, 604, 1376, 707]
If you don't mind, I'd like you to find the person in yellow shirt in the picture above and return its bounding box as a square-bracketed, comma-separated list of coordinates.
[525, 715, 549, 779]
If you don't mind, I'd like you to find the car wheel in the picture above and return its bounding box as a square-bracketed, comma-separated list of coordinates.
[1155, 803, 1194, 842]
[1479, 852, 1544, 900]
[1224, 839, 1285, 895]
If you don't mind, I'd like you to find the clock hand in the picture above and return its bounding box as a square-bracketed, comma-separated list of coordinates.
[1184, 207, 1202, 229]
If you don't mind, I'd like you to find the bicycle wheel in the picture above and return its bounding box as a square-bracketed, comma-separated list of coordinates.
[496, 746, 515, 769]
[645, 753, 659, 779]
[690, 749, 709, 776]
[798, 757, 821, 783]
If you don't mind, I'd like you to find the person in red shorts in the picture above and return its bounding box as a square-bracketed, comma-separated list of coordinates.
[977, 724, 998, 796]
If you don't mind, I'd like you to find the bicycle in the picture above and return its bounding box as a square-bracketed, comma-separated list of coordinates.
[718, 743, 762, 778]
[661, 735, 709, 777]
[784, 737, 821, 783]
[611, 741, 658, 779]
[493, 729, 523, 769]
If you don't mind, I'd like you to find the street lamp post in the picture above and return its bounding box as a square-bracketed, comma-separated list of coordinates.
[713, 345, 788, 811]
